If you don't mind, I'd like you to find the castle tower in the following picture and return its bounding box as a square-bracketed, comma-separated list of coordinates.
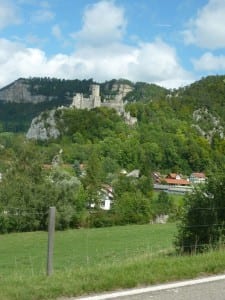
[90, 84, 101, 108]
[91, 84, 100, 97]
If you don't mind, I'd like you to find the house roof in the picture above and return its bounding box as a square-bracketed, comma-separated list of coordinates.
[163, 178, 190, 185]
[101, 184, 113, 193]
[191, 172, 206, 178]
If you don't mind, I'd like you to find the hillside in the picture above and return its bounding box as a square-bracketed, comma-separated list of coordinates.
[0, 77, 94, 131]
[169, 75, 225, 123]
[0, 75, 223, 172]
[0, 75, 225, 235]
[0, 77, 167, 132]
[0, 76, 224, 175]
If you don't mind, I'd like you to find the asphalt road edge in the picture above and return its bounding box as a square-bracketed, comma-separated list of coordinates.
[65, 274, 225, 300]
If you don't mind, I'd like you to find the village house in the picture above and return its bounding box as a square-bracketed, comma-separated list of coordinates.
[163, 173, 190, 186]
[100, 184, 114, 210]
[152, 172, 192, 194]
[189, 172, 206, 184]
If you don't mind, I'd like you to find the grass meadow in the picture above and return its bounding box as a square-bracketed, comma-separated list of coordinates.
[1, 223, 225, 300]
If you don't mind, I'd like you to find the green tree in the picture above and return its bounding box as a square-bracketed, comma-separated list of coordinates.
[152, 191, 173, 217]
[82, 149, 104, 207]
[113, 190, 151, 225]
[175, 173, 225, 253]
[0, 140, 87, 232]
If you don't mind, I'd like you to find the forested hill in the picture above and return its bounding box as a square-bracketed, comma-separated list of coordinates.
[0, 75, 225, 133]
[171, 75, 225, 122]
[0, 75, 224, 191]
[0, 77, 168, 132]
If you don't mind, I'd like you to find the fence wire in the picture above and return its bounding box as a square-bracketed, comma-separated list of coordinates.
[0, 206, 225, 276]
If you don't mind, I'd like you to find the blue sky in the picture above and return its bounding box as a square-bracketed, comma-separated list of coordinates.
[0, 0, 225, 89]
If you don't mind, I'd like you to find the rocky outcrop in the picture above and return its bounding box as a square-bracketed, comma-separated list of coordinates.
[111, 83, 133, 98]
[192, 108, 224, 142]
[0, 79, 51, 103]
[26, 110, 60, 140]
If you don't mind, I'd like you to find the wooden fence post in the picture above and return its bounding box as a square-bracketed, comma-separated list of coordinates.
[47, 206, 56, 276]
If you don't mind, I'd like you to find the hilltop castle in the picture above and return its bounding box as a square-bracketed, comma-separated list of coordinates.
[71, 84, 101, 110]
[71, 83, 137, 125]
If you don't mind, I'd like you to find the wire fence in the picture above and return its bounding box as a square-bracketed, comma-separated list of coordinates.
[1, 206, 225, 277]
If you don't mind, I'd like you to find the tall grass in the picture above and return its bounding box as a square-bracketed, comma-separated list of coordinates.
[1, 223, 225, 300]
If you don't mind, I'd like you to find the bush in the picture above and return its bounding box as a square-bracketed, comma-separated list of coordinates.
[151, 191, 173, 217]
[113, 191, 152, 225]
[175, 174, 225, 253]
[89, 210, 116, 228]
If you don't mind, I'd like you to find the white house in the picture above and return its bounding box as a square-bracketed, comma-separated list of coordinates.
[189, 173, 206, 184]
[100, 185, 114, 210]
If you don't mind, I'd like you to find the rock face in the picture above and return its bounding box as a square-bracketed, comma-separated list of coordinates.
[0, 79, 50, 103]
[111, 83, 133, 98]
[192, 108, 224, 142]
[26, 110, 60, 140]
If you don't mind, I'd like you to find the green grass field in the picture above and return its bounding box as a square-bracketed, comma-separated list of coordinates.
[0, 223, 175, 276]
[1, 223, 225, 300]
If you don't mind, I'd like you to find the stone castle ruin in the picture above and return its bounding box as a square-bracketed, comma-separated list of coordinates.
[71, 83, 137, 125]
[71, 84, 101, 110]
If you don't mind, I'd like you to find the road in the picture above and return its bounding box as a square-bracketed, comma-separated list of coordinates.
[112, 279, 225, 300]
[69, 274, 225, 300]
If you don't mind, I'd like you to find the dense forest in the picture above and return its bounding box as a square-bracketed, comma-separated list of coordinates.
[0, 75, 225, 233]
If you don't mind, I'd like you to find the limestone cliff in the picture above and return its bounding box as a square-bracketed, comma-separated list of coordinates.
[0, 78, 51, 103]
[26, 110, 60, 140]
[192, 108, 224, 142]
[111, 83, 133, 98]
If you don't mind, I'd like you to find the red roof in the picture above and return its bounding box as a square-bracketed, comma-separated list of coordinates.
[163, 178, 190, 185]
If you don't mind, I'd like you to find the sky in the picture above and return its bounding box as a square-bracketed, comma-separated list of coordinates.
[0, 0, 225, 89]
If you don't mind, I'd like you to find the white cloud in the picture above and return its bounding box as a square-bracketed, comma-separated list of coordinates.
[0, 0, 193, 89]
[73, 0, 126, 46]
[128, 39, 190, 83]
[192, 52, 225, 71]
[0, 36, 193, 89]
[0, 0, 21, 30]
[183, 0, 225, 49]
[71, 1, 193, 88]
[0, 39, 45, 87]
